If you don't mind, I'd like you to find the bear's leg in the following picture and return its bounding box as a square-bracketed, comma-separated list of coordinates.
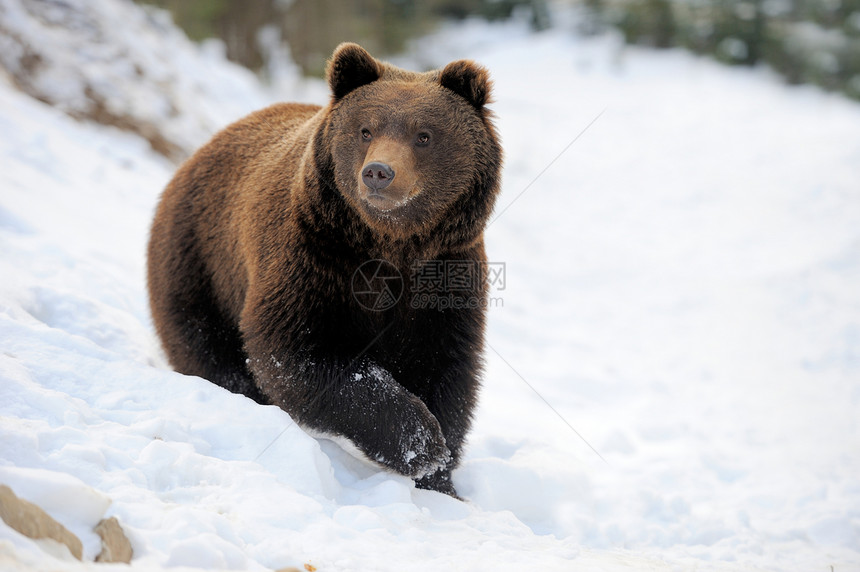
[411, 370, 477, 498]
[240, 284, 462, 494]
[245, 345, 452, 482]
[327, 361, 453, 480]
[175, 292, 267, 404]
[150, 255, 267, 404]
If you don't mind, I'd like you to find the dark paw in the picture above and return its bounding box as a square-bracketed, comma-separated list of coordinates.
[392, 394, 452, 479]
[416, 469, 460, 499]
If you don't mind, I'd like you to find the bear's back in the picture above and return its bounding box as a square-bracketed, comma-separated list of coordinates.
[149, 102, 323, 326]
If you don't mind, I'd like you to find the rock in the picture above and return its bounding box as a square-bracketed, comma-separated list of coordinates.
[0, 484, 83, 560]
[95, 516, 133, 564]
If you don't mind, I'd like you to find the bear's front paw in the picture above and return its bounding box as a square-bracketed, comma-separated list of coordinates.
[416, 468, 459, 498]
[395, 399, 451, 479]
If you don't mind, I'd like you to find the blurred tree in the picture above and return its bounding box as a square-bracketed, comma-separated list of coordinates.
[141, 0, 227, 42]
[578, 0, 606, 36]
[141, 0, 283, 70]
[590, 0, 860, 101]
[137, 0, 548, 76]
[709, 0, 767, 65]
[140, 0, 860, 101]
[615, 0, 676, 48]
[281, 0, 430, 77]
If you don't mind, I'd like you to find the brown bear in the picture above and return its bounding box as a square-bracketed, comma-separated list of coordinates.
[147, 43, 502, 496]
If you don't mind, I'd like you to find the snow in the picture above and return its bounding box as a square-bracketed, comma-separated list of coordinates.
[2, 2, 860, 571]
[0, 0, 282, 160]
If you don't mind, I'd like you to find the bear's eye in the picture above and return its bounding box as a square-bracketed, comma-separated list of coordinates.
[360, 128, 372, 142]
[415, 132, 431, 147]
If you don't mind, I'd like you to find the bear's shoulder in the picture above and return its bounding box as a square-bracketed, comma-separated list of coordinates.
[221, 102, 323, 141]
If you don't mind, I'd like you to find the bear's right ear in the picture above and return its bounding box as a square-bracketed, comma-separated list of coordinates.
[327, 43, 382, 102]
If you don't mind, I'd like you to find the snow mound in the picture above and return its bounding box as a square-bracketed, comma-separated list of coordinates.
[0, 0, 274, 161]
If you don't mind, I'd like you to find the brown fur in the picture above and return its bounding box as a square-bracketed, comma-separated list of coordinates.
[147, 43, 502, 496]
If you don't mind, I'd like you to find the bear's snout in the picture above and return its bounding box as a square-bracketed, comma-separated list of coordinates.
[357, 136, 419, 211]
[362, 162, 395, 191]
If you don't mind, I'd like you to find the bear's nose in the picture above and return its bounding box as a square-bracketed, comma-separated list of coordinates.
[362, 162, 395, 191]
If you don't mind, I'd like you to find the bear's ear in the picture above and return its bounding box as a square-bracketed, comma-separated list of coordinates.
[439, 60, 492, 110]
[327, 43, 382, 102]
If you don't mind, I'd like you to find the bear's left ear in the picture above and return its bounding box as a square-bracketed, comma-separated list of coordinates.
[439, 60, 492, 110]
[327, 43, 383, 102]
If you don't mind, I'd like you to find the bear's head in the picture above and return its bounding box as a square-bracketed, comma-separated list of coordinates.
[322, 43, 501, 245]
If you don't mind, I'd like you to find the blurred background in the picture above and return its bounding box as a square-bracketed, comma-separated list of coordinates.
[137, 0, 860, 100]
[137, 0, 552, 77]
[3, 0, 858, 165]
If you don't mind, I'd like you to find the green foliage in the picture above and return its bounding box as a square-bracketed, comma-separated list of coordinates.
[136, 0, 547, 77]
[613, 0, 676, 48]
[141, 0, 228, 42]
[137, 0, 860, 102]
[595, 0, 860, 101]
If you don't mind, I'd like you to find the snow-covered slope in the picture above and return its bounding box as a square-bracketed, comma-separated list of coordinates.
[2, 4, 860, 571]
[0, 0, 277, 161]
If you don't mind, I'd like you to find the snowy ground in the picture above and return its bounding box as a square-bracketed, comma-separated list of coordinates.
[2, 3, 860, 571]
